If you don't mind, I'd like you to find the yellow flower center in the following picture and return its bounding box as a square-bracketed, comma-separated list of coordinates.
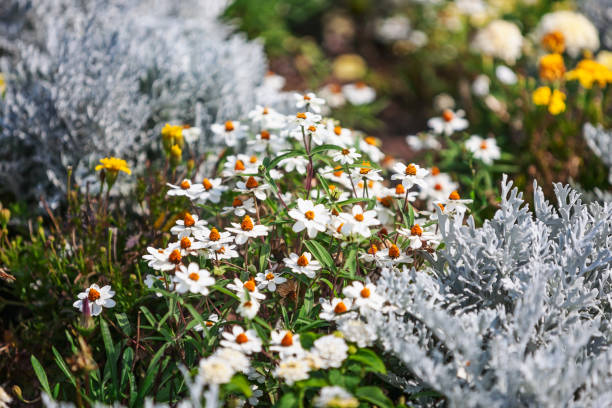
[232, 197, 243, 207]
[541, 31, 565, 54]
[364, 136, 377, 146]
[88, 288, 101, 302]
[180, 237, 192, 249]
[411, 224, 422, 236]
[341, 148, 350, 155]
[380, 196, 393, 208]
[354, 213, 364, 222]
[431, 166, 440, 176]
[333, 166, 343, 177]
[303, 95, 311, 101]
[304, 210, 315, 220]
[262, 107, 269, 115]
[184, 213, 195, 227]
[225, 121, 235, 132]
[188, 272, 199, 281]
[281, 332, 294, 346]
[216, 247, 226, 254]
[405, 164, 417, 176]
[266, 273, 275, 280]
[449, 191, 461, 200]
[368, 244, 378, 254]
[209, 228, 220, 241]
[241, 215, 254, 231]
[334, 126, 342, 136]
[334, 301, 348, 314]
[434, 183, 443, 191]
[442, 110, 454, 122]
[249, 156, 258, 164]
[297, 254, 309, 267]
[202, 178, 213, 190]
[236, 333, 248, 344]
[395, 184, 405, 195]
[296, 112, 307, 119]
[308, 125, 317, 132]
[246, 176, 259, 189]
[388, 245, 400, 259]
[480, 141, 488, 150]
[244, 279, 256, 292]
[234, 160, 246, 171]
[260, 130, 270, 140]
[180, 180, 190, 189]
[360, 287, 371, 298]
[169, 249, 182, 264]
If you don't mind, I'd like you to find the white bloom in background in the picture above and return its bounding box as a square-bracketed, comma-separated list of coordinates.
[535, 11, 599, 58]
[142, 247, 180, 271]
[248, 129, 287, 153]
[221, 197, 256, 217]
[342, 82, 376, 105]
[495, 65, 518, 85]
[166, 179, 196, 198]
[318, 83, 346, 108]
[247, 105, 286, 129]
[471, 20, 523, 65]
[343, 281, 384, 311]
[221, 326, 262, 354]
[320, 165, 352, 189]
[312, 335, 348, 369]
[472, 74, 490, 96]
[295, 92, 326, 114]
[437, 190, 473, 213]
[288, 198, 331, 238]
[167, 235, 206, 257]
[359, 136, 385, 162]
[409, 30, 428, 48]
[391, 162, 429, 189]
[319, 297, 356, 321]
[275, 357, 311, 385]
[284, 252, 322, 278]
[350, 162, 383, 183]
[174, 263, 215, 296]
[0, 386, 12, 408]
[73, 284, 116, 316]
[193, 226, 234, 250]
[428, 109, 469, 136]
[270, 330, 304, 358]
[235, 176, 270, 201]
[210, 120, 246, 147]
[237, 297, 261, 319]
[222, 154, 259, 177]
[144, 274, 173, 297]
[406, 132, 441, 151]
[398, 223, 441, 249]
[194, 313, 219, 332]
[465, 135, 501, 165]
[279, 156, 309, 175]
[226, 215, 269, 245]
[420, 167, 459, 204]
[199, 356, 235, 385]
[331, 147, 361, 165]
[170, 212, 207, 239]
[294, 111, 322, 130]
[263, 72, 286, 91]
[182, 126, 202, 144]
[191, 178, 227, 204]
[255, 270, 287, 292]
[324, 122, 354, 147]
[375, 15, 411, 43]
[208, 244, 240, 260]
[314, 386, 358, 408]
[339, 318, 378, 348]
[339, 205, 380, 238]
[212, 347, 250, 373]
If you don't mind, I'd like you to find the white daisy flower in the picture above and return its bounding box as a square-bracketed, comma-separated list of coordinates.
[226, 277, 266, 301]
[182, 126, 202, 143]
[210, 120, 246, 147]
[427, 109, 469, 136]
[359, 136, 385, 162]
[237, 297, 260, 320]
[166, 179, 196, 197]
[284, 252, 322, 279]
[167, 236, 207, 257]
[323, 122, 354, 147]
[255, 270, 287, 292]
[391, 162, 429, 189]
[374, 244, 413, 266]
[342, 281, 384, 311]
[294, 111, 322, 129]
[174, 263, 215, 296]
[295, 92, 326, 113]
[247, 129, 287, 153]
[331, 147, 361, 165]
[190, 178, 227, 204]
[495, 65, 518, 85]
[247, 105, 287, 129]
[314, 386, 358, 408]
[142, 247, 182, 271]
[235, 176, 270, 201]
[465, 135, 501, 165]
[170, 212, 208, 239]
[73, 284, 116, 316]
[221, 197, 257, 217]
[209, 244, 240, 260]
[199, 356, 235, 385]
[278, 156, 309, 175]
[193, 226, 234, 250]
[194, 313, 219, 332]
[318, 83, 346, 108]
[226, 215, 269, 245]
[274, 357, 311, 385]
[288, 198, 331, 239]
[212, 347, 250, 373]
[342, 82, 376, 105]
[270, 330, 304, 358]
[222, 154, 258, 177]
[419, 167, 459, 204]
[436, 190, 473, 214]
[220, 326, 262, 354]
[320, 165, 352, 189]
[312, 335, 348, 369]
[319, 297, 356, 321]
[350, 162, 383, 183]
[398, 222, 442, 249]
[339, 205, 380, 238]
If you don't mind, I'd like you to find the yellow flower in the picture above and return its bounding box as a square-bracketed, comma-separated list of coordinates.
[532, 86, 551, 106]
[0, 73, 5, 94]
[541, 31, 565, 54]
[161, 123, 184, 149]
[95, 157, 131, 175]
[596, 51, 612, 71]
[538, 54, 565, 81]
[170, 144, 182, 159]
[566, 59, 612, 89]
[547, 90, 566, 115]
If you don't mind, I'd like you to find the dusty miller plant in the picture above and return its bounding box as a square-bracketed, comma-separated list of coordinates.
[365, 176, 612, 407]
[0, 0, 279, 204]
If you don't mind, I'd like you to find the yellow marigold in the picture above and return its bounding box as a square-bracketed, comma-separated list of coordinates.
[547, 90, 566, 115]
[566, 59, 612, 89]
[161, 123, 184, 149]
[538, 54, 565, 81]
[532, 86, 552, 106]
[541, 31, 565, 54]
[95, 157, 131, 175]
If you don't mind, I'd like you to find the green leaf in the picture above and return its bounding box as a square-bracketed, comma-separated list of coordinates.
[299, 331, 320, 349]
[296, 377, 328, 389]
[136, 343, 169, 403]
[115, 313, 132, 336]
[355, 386, 394, 408]
[348, 348, 387, 374]
[304, 240, 335, 271]
[52, 346, 77, 386]
[310, 144, 344, 155]
[408, 202, 415, 227]
[100, 319, 119, 399]
[31, 355, 52, 395]
[275, 392, 297, 408]
[225, 374, 252, 397]
[267, 150, 305, 170]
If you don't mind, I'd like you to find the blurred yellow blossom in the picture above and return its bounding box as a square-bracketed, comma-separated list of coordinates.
[538, 54, 565, 81]
[541, 31, 565, 54]
[0, 73, 5, 94]
[532, 86, 565, 115]
[532, 86, 551, 106]
[95, 157, 131, 175]
[332, 54, 367, 81]
[161, 123, 184, 150]
[566, 59, 612, 89]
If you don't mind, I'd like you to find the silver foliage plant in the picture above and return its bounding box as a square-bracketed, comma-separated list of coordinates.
[365, 176, 612, 407]
[0, 0, 280, 204]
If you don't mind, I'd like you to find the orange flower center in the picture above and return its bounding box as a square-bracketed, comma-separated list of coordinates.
[395, 184, 405, 194]
[334, 126, 342, 136]
[336, 223, 344, 233]
[434, 183, 442, 191]
[303, 95, 311, 101]
[205, 320, 214, 327]
[389, 245, 400, 259]
[431, 166, 440, 176]
[281, 332, 294, 347]
[216, 247, 226, 254]
[169, 249, 182, 264]
[180, 237, 192, 249]
[368, 244, 378, 254]
[262, 107, 269, 115]
[449, 191, 461, 200]
[411, 224, 422, 236]
[297, 254, 309, 267]
[442, 110, 454, 122]
[334, 301, 348, 314]
[241, 215, 254, 231]
[359, 161, 372, 175]
[341, 148, 350, 155]
[260, 130, 270, 140]
[304, 210, 315, 220]
[333, 166, 343, 177]
[354, 213, 364, 222]
[88, 288, 101, 302]
[438, 203, 445, 211]
[296, 112, 307, 119]
[380, 196, 393, 208]
[246, 176, 259, 189]
[202, 178, 213, 190]
[232, 197, 243, 207]
[364, 136, 377, 146]
[249, 156, 258, 164]
[188, 272, 199, 281]
[405, 164, 417, 176]
[479, 141, 488, 150]
[225, 121, 235, 132]
[209, 228, 221, 241]
[308, 125, 317, 132]
[234, 160, 246, 171]
[236, 333, 248, 344]
[266, 273, 275, 280]
[330, 83, 342, 93]
[184, 213, 195, 227]
[244, 279, 256, 292]
[360, 287, 371, 298]
[355, 81, 367, 89]
[180, 180, 190, 189]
